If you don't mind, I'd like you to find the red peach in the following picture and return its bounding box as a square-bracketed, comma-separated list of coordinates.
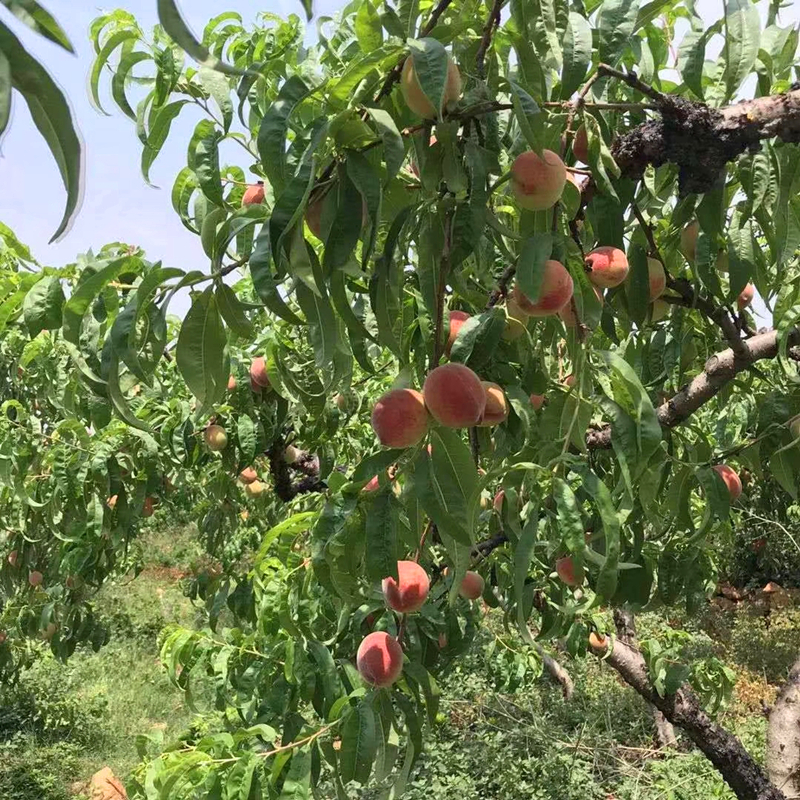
[573, 126, 589, 163]
[555, 556, 583, 587]
[737, 283, 754, 311]
[356, 631, 404, 687]
[680, 220, 699, 262]
[205, 424, 228, 452]
[142, 497, 155, 518]
[240, 467, 258, 484]
[479, 382, 508, 427]
[459, 571, 485, 600]
[530, 394, 546, 411]
[423, 364, 486, 427]
[586, 247, 629, 289]
[29, 570, 43, 588]
[401, 54, 461, 118]
[493, 490, 504, 513]
[241, 183, 265, 206]
[446, 310, 471, 355]
[363, 475, 381, 493]
[334, 393, 348, 412]
[511, 150, 567, 211]
[712, 464, 742, 502]
[7, 550, 18, 567]
[371, 388, 428, 448]
[227, 375, 237, 391]
[648, 257, 666, 300]
[107, 495, 118, 510]
[512, 260, 574, 316]
[382, 560, 430, 613]
[42, 622, 57, 640]
[250, 357, 271, 389]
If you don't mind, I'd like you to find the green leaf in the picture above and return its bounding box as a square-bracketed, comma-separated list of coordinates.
[323, 172, 364, 272]
[449, 308, 505, 369]
[278, 747, 312, 799]
[194, 122, 225, 207]
[364, 488, 398, 584]
[257, 76, 308, 197]
[1, 0, 74, 51]
[156, 0, 243, 75]
[516, 234, 553, 304]
[580, 469, 620, 600]
[176, 288, 227, 412]
[0, 20, 82, 242]
[507, 79, 543, 153]
[328, 44, 402, 103]
[677, 26, 707, 99]
[406, 38, 448, 119]
[112, 49, 150, 120]
[339, 701, 378, 786]
[561, 13, 592, 99]
[771, 448, 797, 499]
[514, 505, 538, 634]
[365, 108, 404, 184]
[625, 242, 650, 327]
[724, 0, 760, 101]
[553, 478, 584, 557]
[355, 0, 383, 52]
[89, 29, 138, 114]
[22, 275, 63, 337]
[598, 0, 641, 68]
[249, 226, 304, 324]
[0, 49, 10, 136]
[107, 352, 151, 432]
[347, 151, 382, 268]
[198, 66, 233, 133]
[402, 662, 440, 725]
[141, 100, 188, 185]
[216, 283, 254, 339]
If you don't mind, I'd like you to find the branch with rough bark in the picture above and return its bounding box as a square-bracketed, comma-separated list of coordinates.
[767, 656, 800, 799]
[591, 635, 785, 800]
[597, 63, 800, 194]
[587, 327, 800, 450]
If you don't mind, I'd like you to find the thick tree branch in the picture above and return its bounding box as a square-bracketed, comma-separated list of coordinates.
[767, 656, 800, 799]
[591, 636, 785, 800]
[587, 328, 800, 450]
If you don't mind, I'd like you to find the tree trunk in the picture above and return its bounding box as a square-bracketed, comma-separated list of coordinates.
[591, 635, 785, 800]
[768, 657, 800, 799]
[532, 638, 574, 700]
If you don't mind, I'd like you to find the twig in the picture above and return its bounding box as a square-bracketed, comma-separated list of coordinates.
[486, 264, 517, 309]
[432, 211, 454, 366]
[543, 101, 658, 111]
[475, 0, 503, 80]
[596, 64, 666, 104]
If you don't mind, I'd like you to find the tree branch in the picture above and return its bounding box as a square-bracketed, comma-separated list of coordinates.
[587, 328, 800, 450]
[591, 636, 786, 800]
[767, 655, 800, 799]
[475, 0, 503, 80]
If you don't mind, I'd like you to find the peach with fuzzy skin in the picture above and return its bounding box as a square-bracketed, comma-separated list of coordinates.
[459, 571, 485, 600]
[511, 150, 567, 211]
[227, 375, 237, 391]
[371, 388, 428, 448]
[241, 183, 265, 206]
[586, 247, 629, 289]
[142, 497, 155, 518]
[573, 126, 589, 163]
[560, 286, 603, 327]
[737, 283, 755, 311]
[245, 480, 266, 498]
[513, 260, 574, 317]
[363, 475, 381, 493]
[503, 297, 530, 340]
[648, 257, 667, 300]
[29, 570, 43, 588]
[205, 424, 228, 452]
[446, 310, 470, 355]
[401, 54, 461, 119]
[479, 382, 508, 427]
[530, 394, 546, 411]
[382, 560, 430, 613]
[423, 364, 486, 427]
[357, 631, 404, 687]
[680, 220, 699, 262]
[588, 632, 607, 650]
[555, 555, 583, 587]
[250, 357, 271, 389]
[239, 467, 258, 485]
[713, 464, 742, 502]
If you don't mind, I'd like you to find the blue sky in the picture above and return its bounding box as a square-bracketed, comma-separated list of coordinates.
[0, 0, 794, 321]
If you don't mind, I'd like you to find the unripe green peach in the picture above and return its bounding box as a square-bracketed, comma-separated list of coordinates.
[650, 299, 670, 323]
[513, 261, 574, 316]
[371, 388, 428, 448]
[357, 631, 404, 687]
[400, 53, 461, 119]
[423, 364, 486, 427]
[205, 424, 228, 452]
[511, 150, 567, 211]
[586, 247, 629, 289]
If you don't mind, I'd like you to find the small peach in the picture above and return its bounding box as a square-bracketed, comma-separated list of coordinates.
[356, 631, 404, 687]
[588, 632, 607, 650]
[563, 374, 576, 389]
[530, 394, 546, 411]
[493, 490, 504, 513]
[239, 467, 258, 485]
[205, 424, 228, 452]
[28, 570, 43, 588]
[382, 560, 430, 613]
[513, 260, 574, 317]
[459, 571, 485, 600]
[423, 364, 486, 428]
[479, 382, 508, 427]
[555, 555, 583, 587]
[250, 357, 271, 389]
[142, 497, 155, 518]
[446, 310, 471, 355]
[401, 53, 461, 118]
[503, 297, 530, 340]
[586, 247, 629, 289]
[648, 257, 667, 300]
[680, 221, 699, 262]
[737, 283, 754, 311]
[712, 464, 742, 502]
[227, 375, 237, 391]
[371, 388, 428, 448]
[511, 150, 567, 211]
[573, 126, 589, 163]
[241, 183, 265, 206]
[245, 480, 266, 498]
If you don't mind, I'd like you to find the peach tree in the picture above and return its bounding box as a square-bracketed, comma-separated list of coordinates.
[3, 0, 800, 797]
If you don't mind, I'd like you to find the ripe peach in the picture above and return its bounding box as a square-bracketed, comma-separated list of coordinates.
[250, 357, 271, 389]
[7, 550, 18, 567]
[573, 126, 589, 163]
[563, 374, 576, 389]
[712, 464, 742, 502]
[512, 260, 573, 316]
[588, 631, 607, 651]
[363, 475, 381, 493]
[493, 490, 504, 513]
[356, 631, 404, 687]
[651, 299, 670, 322]
[227, 375, 237, 391]
[29, 570, 43, 588]
[240, 467, 258, 484]
[205, 424, 228, 452]
[107, 494, 118, 510]
[241, 183, 265, 206]
[511, 150, 567, 211]
[245, 480, 266, 498]
[737, 283, 754, 311]
[446, 310, 470, 355]
[648, 257, 666, 300]
[680, 220, 699, 262]
[371, 388, 428, 448]
[503, 297, 530, 340]
[555, 555, 583, 586]
[530, 394, 546, 411]
[400, 53, 461, 119]
[586, 247, 629, 289]
[479, 382, 508, 427]
[423, 364, 486, 427]
[459, 570, 485, 600]
[142, 497, 155, 518]
[382, 560, 430, 613]
[560, 287, 603, 327]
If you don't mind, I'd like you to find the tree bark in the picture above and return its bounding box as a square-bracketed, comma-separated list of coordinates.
[587, 328, 800, 450]
[768, 657, 800, 799]
[532, 637, 574, 700]
[591, 636, 785, 800]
